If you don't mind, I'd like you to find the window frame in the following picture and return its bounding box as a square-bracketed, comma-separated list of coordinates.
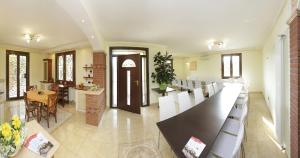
[221, 53, 242, 79]
[55, 51, 76, 85]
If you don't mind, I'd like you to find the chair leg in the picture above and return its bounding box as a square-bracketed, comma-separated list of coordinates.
[55, 112, 57, 123]
[158, 131, 161, 149]
[26, 110, 29, 122]
[241, 143, 245, 158]
[47, 112, 50, 128]
[244, 125, 247, 142]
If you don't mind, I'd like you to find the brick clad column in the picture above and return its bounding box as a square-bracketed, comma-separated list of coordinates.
[289, 13, 300, 158]
[93, 52, 106, 107]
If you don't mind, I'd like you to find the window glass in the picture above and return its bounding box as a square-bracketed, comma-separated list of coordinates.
[66, 54, 73, 81]
[222, 54, 241, 78]
[122, 59, 136, 68]
[112, 57, 118, 107]
[56, 51, 75, 84]
[58, 56, 64, 80]
[232, 56, 240, 77]
[127, 70, 131, 105]
[223, 56, 231, 77]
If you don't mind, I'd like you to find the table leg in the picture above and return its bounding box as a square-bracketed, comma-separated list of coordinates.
[38, 103, 42, 123]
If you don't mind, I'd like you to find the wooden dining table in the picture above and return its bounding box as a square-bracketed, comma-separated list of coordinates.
[157, 83, 242, 158]
[26, 90, 56, 122]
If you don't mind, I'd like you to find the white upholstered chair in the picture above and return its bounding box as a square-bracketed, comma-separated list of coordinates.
[209, 123, 245, 158]
[178, 91, 192, 113]
[158, 96, 177, 148]
[193, 88, 205, 105]
[212, 82, 219, 93]
[206, 84, 215, 97]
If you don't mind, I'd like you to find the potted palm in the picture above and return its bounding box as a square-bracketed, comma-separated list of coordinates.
[151, 52, 176, 90]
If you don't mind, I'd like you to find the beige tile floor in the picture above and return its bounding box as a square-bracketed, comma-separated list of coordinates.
[1, 93, 289, 158]
[52, 93, 288, 158]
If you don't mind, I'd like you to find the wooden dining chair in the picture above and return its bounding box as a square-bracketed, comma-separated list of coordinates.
[24, 92, 39, 122]
[50, 83, 59, 92]
[42, 94, 58, 128]
[26, 85, 36, 91]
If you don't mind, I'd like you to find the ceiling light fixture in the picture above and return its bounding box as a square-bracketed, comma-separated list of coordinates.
[81, 19, 85, 23]
[24, 33, 41, 43]
[208, 40, 225, 50]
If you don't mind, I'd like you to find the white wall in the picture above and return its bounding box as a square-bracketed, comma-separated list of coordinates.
[0, 44, 47, 99]
[262, 0, 291, 156]
[173, 57, 187, 79]
[184, 50, 263, 92]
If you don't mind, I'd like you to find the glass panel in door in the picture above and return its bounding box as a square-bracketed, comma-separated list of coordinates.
[8, 54, 18, 98]
[19, 55, 27, 97]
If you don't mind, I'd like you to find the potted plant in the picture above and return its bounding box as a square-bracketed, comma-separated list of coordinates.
[0, 115, 26, 158]
[151, 52, 176, 90]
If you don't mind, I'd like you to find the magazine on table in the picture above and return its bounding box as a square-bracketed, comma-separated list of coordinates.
[182, 136, 206, 158]
[24, 132, 53, 157]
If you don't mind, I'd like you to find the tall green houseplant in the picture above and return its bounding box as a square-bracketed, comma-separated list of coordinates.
[151, 52, 176, 90]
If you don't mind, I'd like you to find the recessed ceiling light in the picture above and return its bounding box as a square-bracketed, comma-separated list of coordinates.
[81, 19, 85, 23]
[91, 35, 95, 39]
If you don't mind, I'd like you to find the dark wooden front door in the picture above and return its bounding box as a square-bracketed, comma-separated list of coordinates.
[6, 50, 30, 100]
[117, 54, 141, 114]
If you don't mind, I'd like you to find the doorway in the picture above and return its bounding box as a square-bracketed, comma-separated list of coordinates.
[109, 47, 149, 114]
[6, 50, 30, 100]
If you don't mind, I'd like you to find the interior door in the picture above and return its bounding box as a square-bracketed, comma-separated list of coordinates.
[6, 51, 29, 100]
[117, 54, 141, 114]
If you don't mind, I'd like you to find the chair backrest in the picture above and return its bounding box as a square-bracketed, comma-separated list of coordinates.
[241, 103, 248, 124]
[172, 80, 177, 86]
[206, 84, 215, 97]
[23, 92, 28, 105]
[159, 96, 176, 121]
[178, 91, 192, 113]
[182, 80, 188, 89]
[212, 82, 218, 93]
[48, 94, 58, 112]
[187, 80, 194, 90]
[51, 84, 59, 92]
[193, 88, 205, 105]
[26, 85, 36, 91]
[232, 122, 245, 157]
[194, 80, 201, 88]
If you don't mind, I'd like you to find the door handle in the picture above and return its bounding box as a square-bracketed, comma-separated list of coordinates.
[133, 80, 139, 86]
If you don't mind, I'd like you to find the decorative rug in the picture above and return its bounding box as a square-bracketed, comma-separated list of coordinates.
[28, 108, 72, 133]
[119, 139, 162, 158]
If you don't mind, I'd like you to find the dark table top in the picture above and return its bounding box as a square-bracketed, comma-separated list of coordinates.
[152, 87, 175, 94]
[157, 84, 242, 158]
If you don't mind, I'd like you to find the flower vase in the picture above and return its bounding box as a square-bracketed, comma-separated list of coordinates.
[8, 145, 21, 157]
[159, 83, 167, 91]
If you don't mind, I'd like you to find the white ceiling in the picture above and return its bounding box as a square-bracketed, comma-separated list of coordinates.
[0, 0, 87, 50]
[82, 0, 285, 53]
[0, 0, 286, 53]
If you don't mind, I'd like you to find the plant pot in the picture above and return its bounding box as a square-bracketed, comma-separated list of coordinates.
[8, 145, 21, 157]
[159, 83, 167, 91]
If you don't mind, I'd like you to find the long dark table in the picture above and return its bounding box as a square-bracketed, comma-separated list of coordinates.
[157, 84, 242, 158]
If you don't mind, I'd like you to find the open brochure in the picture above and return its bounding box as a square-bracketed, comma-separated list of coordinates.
[182, 136, 206, 158]
[24, 133, 53, 157]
